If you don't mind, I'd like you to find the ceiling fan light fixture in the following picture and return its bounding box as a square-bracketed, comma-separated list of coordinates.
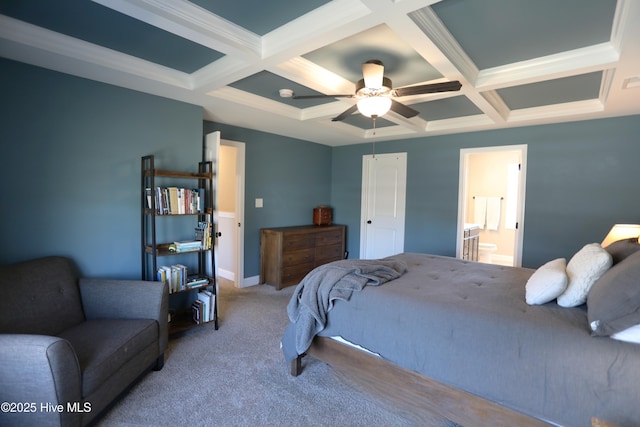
[357, 96, 392, 118]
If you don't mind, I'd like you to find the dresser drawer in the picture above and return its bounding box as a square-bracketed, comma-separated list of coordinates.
[282, 262, 314, 286]
[282, 248, 314, 265]
[315, 243, 343, 264]
[283, 233, 315, 251]
[315, 230, 343, 246]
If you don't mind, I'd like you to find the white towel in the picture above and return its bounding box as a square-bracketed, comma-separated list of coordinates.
[486, 197, 501, 231]
[473, 197, 487, 229]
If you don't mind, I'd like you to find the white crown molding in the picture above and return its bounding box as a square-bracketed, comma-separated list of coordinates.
[476, 43, 620, 90]
[207, 86, 302, 120]
[508, 99, 604, 123]
[478, 90, 510, 123]
[425, 114, 495, 133]
[0, 15, 190, 88]
[599, 68, 617, 105]
[408, 7, 479, 85]
[263, 0, 373, 60]
[275, 57, 355, 95]
[610, 0, 632, 52]
[94, 0, 261, 58]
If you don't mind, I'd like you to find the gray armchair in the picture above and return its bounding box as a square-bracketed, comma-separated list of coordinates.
[0, 256, 168, 427]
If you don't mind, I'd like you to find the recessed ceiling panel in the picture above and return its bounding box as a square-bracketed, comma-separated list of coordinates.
[496, 72, 603, 110]
[303, 25, 442, 88]
[0, 0, 224, 73]
[189, 0, 331, 36]
[411, 96, 483, 121]
[229, 71, 335, 108]
[431, 0, 617, 69]
[343, 114, 395, 130]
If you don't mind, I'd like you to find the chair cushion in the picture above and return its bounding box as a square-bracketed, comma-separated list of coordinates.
[0, 256, 84, 335]
[59, 319, 158, 396]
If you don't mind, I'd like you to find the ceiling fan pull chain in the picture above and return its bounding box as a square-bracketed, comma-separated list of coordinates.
[372, 115, 377, 158]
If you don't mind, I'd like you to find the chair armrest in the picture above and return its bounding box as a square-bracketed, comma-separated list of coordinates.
[79, 279, 168, 353]
[0, 334, 82, 427]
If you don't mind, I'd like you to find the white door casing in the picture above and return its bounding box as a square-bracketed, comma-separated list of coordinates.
[205, 132, 246, 287]
[456, 144, 527, 266]
[360, 152, 407, 259]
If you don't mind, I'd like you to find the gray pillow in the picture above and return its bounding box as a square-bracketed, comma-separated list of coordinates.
[588, 250, 640, 336]
[604, 237, 640, 265]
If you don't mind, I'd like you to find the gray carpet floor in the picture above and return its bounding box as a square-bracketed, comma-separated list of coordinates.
[97, 279, 413, 426]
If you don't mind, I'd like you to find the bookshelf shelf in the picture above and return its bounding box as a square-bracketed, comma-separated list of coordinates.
[141, 155, 218, 335]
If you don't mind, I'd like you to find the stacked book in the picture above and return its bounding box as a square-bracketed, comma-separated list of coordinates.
[192, 290, 215, 324]
[195, 221, 212, 250]
[146, 187, 204, 215]
[157, 264, 209, 293]
[173, 240, 203, 252]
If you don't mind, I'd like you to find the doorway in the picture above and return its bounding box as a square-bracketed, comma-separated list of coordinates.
[205, 132, 246, 287]
[456, 145, 527, 267]
[360, 152, 407, 259]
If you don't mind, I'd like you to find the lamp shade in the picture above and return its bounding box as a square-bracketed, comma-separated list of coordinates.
[357, 96, 392, 118]
[601, 224, 640, 247]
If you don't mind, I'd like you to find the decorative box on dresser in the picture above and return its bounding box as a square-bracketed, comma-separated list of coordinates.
[260, 225, 346, 290]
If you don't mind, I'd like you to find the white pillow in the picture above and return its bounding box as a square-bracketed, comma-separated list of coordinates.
[525, 258, 568, 305]
[557, 243, 612, 307]
[611, 324, 640, 344]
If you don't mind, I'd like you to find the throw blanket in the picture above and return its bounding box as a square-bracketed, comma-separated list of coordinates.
[281, 258, 408, 362]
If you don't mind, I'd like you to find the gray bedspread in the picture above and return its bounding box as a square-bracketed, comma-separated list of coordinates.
[281, 258, 407, 362]
[290, 253, 640, 427]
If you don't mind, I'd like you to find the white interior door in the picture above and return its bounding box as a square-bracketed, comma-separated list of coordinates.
[220, 139, 245, 287]
[360, 153, 407, 259]
[204, 132, 220, 278]
[206, 133, 246, 287]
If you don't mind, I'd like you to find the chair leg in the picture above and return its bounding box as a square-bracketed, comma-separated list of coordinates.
[153, 353, 164, 371]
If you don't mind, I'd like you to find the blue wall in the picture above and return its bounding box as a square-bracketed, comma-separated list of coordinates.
[0, 58, 203, 278]
[2, 58, 639, 280]
[203, 122, 332, 278]
[331, 116, 640, 268]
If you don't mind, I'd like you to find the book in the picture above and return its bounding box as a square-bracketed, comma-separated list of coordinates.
[192, 300, 204, 324]
[196, 292, 210, 323]
[150, 186, 203, 215]
[186, 277, 209, 288]
[201, 289, 215, 323]
[168, 187, 180, 214]
[173, 240, 202, 252]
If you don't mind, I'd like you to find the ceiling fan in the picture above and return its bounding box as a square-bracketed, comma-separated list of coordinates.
[281, 60, 462, 122]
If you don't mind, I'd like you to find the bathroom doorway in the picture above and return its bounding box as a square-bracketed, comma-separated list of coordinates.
[456, 145, 527, 267]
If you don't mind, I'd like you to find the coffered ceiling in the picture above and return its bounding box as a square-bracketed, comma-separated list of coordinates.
[1, 0, 638, 146]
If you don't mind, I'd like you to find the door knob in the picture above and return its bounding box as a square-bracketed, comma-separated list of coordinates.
[367, 220, 372, 224]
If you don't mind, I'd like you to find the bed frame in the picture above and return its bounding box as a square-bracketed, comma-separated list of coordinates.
[291, 336, 610, 427]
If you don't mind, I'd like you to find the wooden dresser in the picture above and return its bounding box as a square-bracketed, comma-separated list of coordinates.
[260, 225, 346, 290]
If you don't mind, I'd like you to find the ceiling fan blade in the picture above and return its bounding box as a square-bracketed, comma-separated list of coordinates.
[393, 80, 462, 97]
[362, 60, 384, 89]
[292, 94, 353, 99]
[331, 104, 359, 122]
[390, 100, 419, 119]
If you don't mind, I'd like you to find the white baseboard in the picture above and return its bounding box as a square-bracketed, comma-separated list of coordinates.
[241, 275, 260, 288]
[218, 268, 234, 281]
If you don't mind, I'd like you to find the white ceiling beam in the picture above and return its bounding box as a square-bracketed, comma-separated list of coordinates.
[476, 43, 620, 90]
[0, 15, 191, 88]
[93, 0, 261, 58]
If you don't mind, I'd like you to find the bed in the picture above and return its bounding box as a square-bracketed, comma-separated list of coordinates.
[282, 241, 640, 427]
